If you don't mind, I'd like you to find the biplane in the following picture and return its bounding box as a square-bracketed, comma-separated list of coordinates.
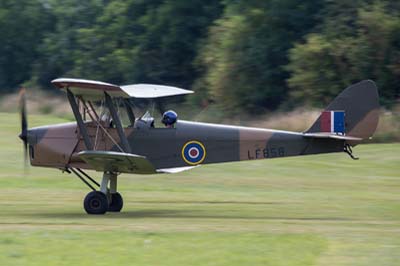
[18, 79, 380, 214]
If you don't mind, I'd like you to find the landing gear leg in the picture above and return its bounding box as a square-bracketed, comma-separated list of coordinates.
[108, 173, 123, 212]
[97, 171, 123, 212]
[70, 168, 123, 214]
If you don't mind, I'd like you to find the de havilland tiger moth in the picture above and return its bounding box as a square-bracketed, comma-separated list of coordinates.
[18, 78, 380, 214]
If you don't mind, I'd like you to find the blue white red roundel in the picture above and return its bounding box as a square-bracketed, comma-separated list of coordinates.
[182, 141, 206, 165]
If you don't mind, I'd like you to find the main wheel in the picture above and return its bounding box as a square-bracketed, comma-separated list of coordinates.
[108, 192, 123, 212]
[84, 191, 108, 215]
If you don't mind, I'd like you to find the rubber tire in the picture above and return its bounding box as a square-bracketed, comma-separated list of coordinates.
[108, 192, 123, 212]
[84, 191, 108, 215]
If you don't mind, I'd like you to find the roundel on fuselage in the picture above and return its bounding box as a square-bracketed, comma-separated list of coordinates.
[181, 141, 206, 165]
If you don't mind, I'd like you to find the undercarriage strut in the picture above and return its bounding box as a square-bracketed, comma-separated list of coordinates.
[69, 167, 100, 191]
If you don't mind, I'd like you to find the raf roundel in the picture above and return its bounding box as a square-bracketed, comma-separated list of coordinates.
[182, 141, 206, 165]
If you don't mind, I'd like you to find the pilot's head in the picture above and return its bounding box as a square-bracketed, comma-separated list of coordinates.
[162, 110, 178, 127]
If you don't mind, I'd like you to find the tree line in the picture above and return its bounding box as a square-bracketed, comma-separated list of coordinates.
[1, 0, 399, 114]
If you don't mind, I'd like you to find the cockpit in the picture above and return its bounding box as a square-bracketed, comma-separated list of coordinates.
[97, 97, 178, 130]
[134, 110, 178, 130]
[133, 111, 155, 129]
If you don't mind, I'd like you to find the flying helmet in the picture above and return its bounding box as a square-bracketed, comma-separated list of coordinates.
[161, 110, 178, 126]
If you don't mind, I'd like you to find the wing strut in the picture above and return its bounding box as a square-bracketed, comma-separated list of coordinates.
[67, 89, 93, 150]
[104, 92, 132, 153]
[123, 99, 136, 126]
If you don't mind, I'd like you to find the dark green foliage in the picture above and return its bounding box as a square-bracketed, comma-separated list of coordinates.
[33, 0, 105, 87]
[0, 0, 399, 112]
[0, 0, 53, 91]
[128, 0, 223, 89]
[196, 0, 325, 113]
[286, 1, 400, 107]
[34, 0, 223, 89]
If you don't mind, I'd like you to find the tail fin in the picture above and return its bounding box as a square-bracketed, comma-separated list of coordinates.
[307, 80, 380, 140]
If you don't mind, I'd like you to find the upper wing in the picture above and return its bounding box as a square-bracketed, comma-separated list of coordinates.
[78, 150, 156, 174]
[52, 78, 125, 99]
[120, 84, 193, 98]
[52, 78, 193, 99]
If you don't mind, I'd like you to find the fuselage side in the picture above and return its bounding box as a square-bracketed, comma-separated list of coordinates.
[128, 120, 343, 169]
[28, 120, 344, 171]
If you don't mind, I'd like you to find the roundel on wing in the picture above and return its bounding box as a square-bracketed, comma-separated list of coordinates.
[181, 141, 206, 165]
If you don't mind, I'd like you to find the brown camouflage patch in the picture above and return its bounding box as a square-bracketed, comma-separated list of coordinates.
[239, 128, 273, 160]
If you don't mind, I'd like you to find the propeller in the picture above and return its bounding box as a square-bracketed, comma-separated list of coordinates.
[18, 88, 28, 167]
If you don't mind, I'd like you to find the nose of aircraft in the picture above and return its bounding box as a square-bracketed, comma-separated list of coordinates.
[19, 129, 35, 144]
[18, 88, 33, 165]
[18, 131, 27, 142]
[19, 129, 35, 164]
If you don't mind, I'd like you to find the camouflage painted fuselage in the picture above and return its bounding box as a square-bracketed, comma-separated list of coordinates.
[27, 120, 343, 171]
[130, 121, 345, 169]
[27, 80, 380, 172]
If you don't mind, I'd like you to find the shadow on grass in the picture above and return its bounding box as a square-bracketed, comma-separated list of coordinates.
[19, 209, 352, 222]
[130, 200, 285, 205]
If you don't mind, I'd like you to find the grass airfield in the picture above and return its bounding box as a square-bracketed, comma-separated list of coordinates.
[0, 112, 399, 266]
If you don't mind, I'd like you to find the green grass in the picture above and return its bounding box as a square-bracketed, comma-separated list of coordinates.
[0, 112, 399, 266]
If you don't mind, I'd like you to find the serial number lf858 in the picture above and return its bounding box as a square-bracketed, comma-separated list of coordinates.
[247, 147, 285, 160]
